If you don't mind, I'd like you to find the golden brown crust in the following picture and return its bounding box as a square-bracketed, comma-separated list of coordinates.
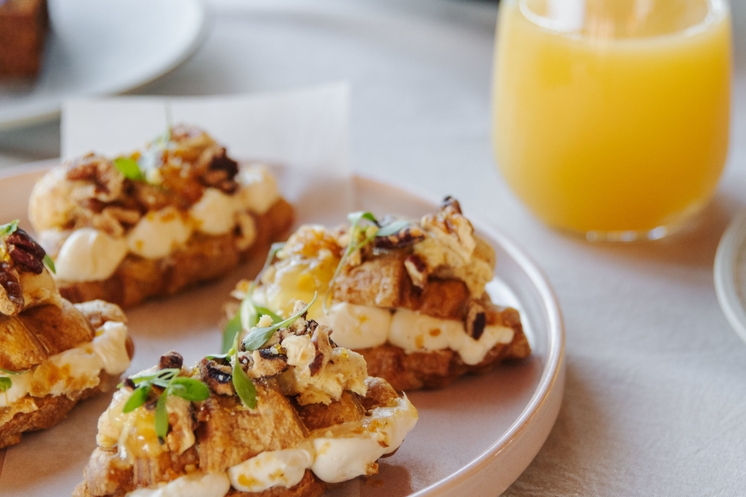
[293, 390, 365, 431]
[0, 299, 95, 371]
[58, 199, 294, 308]
[197, 383, 308, 473]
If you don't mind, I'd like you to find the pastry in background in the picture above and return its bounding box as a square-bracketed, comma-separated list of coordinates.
[74, 299, 417, 497]
[0, 220, 133, 449]
[0, 0, 49, 78]
[226, 197, 531, 391]
[28, 124, 294, 308]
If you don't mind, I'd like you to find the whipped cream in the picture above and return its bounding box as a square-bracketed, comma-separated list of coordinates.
[54, 228, 128, 282]
[125, 472, 231, 497]
[320, 303, 515, 365]
[317, 302, 391, 349]
[237, 164, 281, 215]
[310, 395, 418, 483]
[229, 444, 313, 492]
[127, 207, 193, 259]
[189, 188, 238, 236]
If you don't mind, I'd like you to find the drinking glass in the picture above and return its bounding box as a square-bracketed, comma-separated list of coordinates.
[492, 0, 732, 241]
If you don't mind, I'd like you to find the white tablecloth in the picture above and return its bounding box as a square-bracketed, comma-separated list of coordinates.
[1, 0, 745, 495]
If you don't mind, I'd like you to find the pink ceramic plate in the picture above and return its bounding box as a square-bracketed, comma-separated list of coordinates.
[0, 162, 564, 496]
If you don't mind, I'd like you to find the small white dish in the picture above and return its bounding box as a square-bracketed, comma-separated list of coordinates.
[0, 0, 208, 130]
[714, 208, 746, 344]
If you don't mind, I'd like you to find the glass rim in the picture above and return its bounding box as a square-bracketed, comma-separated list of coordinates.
[516, 0, 730, 41]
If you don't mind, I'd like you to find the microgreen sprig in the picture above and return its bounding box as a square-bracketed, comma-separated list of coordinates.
[221, 242, 286, 353]
[231, 332, 257, 409]
[113, 157, 146, 181]
[43, 254, 56, 274]
[0, 220, 19, 236]
[121, 368, 209, 441]
[0, 367, 30, 393]
[241, 293, 317, 351]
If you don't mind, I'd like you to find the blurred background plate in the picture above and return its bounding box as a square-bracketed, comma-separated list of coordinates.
[714, 208, 746, 345]
[0, 0, 208, 131]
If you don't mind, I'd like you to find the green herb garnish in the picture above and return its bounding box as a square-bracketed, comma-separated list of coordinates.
[0, 377, 11, 392]
[113, 157, 146, 181]
[221, 242, 286, 353]
[0, 367, 28, 393]
[120, 368, 209, 440]
[241, 293, 317, 351]
[232, 344, 257, 409]
[0, 220, 19, 236]
[43, 254, 56, 274]
[154, 393, 169, 439]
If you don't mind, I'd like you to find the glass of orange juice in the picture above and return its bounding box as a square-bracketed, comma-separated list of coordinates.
[492, 0, 732, 241]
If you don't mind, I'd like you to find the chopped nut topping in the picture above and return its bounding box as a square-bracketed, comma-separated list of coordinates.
[199, 357, 234, 396]
[159, 351, 184, 370]
[0, 261, 23, 315]
[66, 154, 125, 203]
[373, 224, 426, 250]
[404, 254, 428, 290]
[465, 302, 487, 340]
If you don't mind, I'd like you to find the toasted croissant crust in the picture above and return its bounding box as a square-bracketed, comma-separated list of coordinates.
[0, 300, 134, 449]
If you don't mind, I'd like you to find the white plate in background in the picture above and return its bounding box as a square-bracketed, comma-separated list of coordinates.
[0, 163, 565, 496]
[714, 208, 746, 345]
[0, 0, 208, 130]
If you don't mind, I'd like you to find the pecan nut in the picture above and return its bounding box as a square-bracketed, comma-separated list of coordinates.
[404, 253, 429, 289]
[465, 302, 487, 341]
[198, 357, 234, 396]
[0, 262, 24, 315]
[159, 351, 184, 370]
[7, 228, 46, 274]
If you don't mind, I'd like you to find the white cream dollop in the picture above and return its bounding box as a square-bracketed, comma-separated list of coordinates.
[310, 395, 418, 483]
[125, 472, 231, 497]
[189, 188, 239, 235]
[316, 302, 391, 350]
[54, 228, 128, 282]
[228, 444, 313, 492]
[127, 207, 192, 259]
[388, 309, 514, 366]
[237, 164, 280, 215]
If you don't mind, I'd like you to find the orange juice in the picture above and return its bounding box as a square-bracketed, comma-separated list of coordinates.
[492, 0, 731, 239]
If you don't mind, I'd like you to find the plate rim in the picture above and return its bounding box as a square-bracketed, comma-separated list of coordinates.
[0, 163, 566, 495]
[0, 0, 209, 132]
[714, 207, 746, 344]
